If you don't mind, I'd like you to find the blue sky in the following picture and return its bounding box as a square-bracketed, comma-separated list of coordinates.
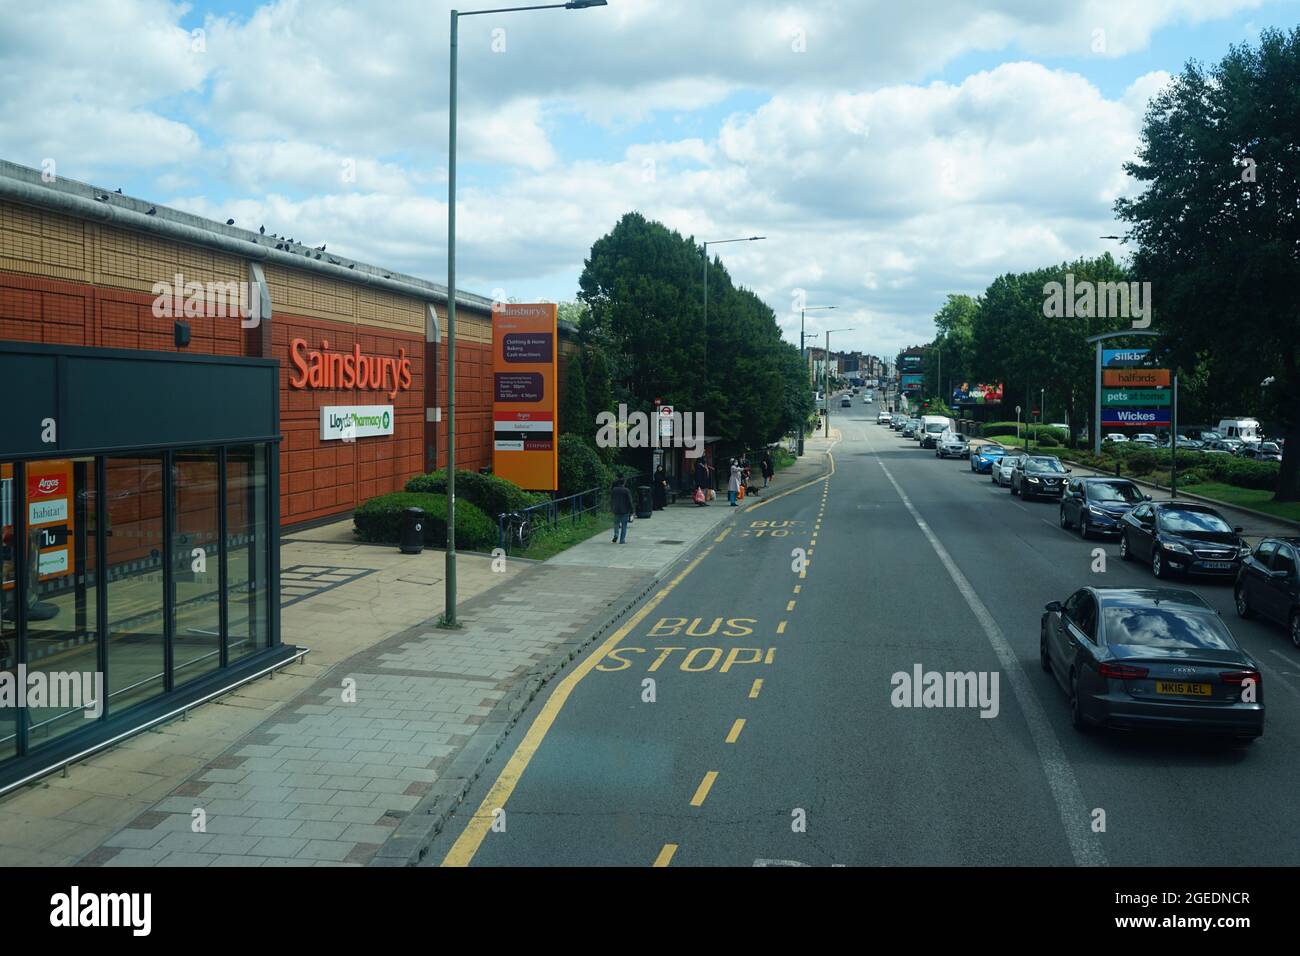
[3, 0, 1297, 358]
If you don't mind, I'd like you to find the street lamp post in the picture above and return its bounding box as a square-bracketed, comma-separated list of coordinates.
[442, 0, 606, 629]
[824, 327, 853, 437]
[799, 305, 836, 456]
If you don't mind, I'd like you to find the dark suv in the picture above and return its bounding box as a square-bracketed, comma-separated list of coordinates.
[1009, 455, 1070, 500]
[1059, 478, 1149, 538]
[1119, 501, 1248, 579]
[1235, 538, 1300, 647]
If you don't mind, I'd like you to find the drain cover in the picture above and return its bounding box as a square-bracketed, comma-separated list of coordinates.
[658, 540, 686, 545]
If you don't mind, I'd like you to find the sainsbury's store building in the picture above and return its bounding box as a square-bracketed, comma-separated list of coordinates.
[0, 160, 576, 789]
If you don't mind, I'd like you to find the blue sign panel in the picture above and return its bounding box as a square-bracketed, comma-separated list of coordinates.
[1102, 407, 1170, 427]
[1102, 349, 1150, 368]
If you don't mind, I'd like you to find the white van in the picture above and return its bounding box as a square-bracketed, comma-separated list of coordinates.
[919, 415, 955, 449]
[1217, 418, 1262, 444]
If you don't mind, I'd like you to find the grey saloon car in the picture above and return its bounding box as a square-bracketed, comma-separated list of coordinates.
[1040, 586, 1263, 739]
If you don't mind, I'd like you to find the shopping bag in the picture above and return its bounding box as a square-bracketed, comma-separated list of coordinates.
[707, 488, 716, 501]
[693, 488, 706, 504]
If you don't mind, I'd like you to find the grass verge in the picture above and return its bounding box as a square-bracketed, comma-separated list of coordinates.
[515, 511, 615, 561]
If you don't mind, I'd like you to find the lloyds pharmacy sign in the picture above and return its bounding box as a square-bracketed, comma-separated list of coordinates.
[320, 405, 394, 441]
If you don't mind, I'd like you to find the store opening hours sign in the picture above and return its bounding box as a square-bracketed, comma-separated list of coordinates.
[493, 304, 558, 491]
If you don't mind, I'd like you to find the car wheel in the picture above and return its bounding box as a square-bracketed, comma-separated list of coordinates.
[1059, 507, 1070, 530]
[1152, 549, 1166, 579]
[1119, 532, 1131, 561]
[1039, 625, 1051, 672]
[1069, 673, 1090, 733]
[1078, 515, 1090, 540]
[1234, 584, 1254, 619]
[1290, 610, 1300, 650]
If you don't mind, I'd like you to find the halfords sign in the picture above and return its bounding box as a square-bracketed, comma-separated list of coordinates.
[321, 406, 394, 441]
[289, 338, 413, 400]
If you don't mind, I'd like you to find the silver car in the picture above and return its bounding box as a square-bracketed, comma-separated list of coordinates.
[993, 452, 1024, 486]
[936, 431, 969, 459]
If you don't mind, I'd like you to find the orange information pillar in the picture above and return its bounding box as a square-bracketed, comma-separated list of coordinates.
[492, 303, 559, 492]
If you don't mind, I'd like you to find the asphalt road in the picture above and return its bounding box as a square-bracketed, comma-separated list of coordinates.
[427, 401, 1300, 866]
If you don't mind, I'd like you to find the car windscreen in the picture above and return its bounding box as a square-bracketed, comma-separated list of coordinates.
[1261, 443, 1280, 453]
[1103, 607, 1235, 651]
[925, 423, 945, 432]
[1158, 508, 1234, 534]
[979, 446, 1005, 456]
[1024, 459, 1066, 474]
[1087, 482, 1142, 503]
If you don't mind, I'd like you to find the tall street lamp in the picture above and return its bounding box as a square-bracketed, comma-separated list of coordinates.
[799, 306, 836, 455]
[442, 0, 607, 629]
[824, 327, 854, 437]
[702, 236, 765, 371]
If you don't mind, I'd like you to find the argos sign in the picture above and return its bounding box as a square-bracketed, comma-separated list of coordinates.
[289, 338, 412, 400]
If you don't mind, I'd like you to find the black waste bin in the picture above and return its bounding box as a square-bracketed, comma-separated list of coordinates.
[400, 507, 426, 554]
[635, 485, 653, 519]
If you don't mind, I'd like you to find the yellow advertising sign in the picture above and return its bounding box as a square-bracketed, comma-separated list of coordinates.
[492, 303, 558, 492]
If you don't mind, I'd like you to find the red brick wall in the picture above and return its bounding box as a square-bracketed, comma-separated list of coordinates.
[272, 313, 424, 525]
[433, 339, 493, 476]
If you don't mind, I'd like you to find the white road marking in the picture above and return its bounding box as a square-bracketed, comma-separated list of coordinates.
[872, 452, 1107, 868]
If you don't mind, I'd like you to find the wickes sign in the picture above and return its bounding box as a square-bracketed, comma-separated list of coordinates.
[289, 338, 412, 400]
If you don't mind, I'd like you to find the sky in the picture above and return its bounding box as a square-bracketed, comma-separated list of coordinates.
[1, 0, 1297, 359]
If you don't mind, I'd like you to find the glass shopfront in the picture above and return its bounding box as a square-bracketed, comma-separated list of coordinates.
[0, 342, 288, 791]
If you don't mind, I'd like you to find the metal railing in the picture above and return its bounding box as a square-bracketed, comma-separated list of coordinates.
[495, 472, 656, 552]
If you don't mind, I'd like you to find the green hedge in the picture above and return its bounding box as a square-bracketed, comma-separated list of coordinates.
[982, 422, 1069, 444]
[353, 493, 497, 550]
[1063, 449, 1281, 493]
[404, 469, 545, 518]
[559, 434, 610, 496]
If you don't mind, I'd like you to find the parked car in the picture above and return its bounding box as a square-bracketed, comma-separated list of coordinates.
[1130, 435, 1158, 449]
[1119, 501, 1248, 579]
[1239, 442, 1282, 462]
[892, 417, 907, 431]
[970, 443, 1006, 474]
[936, 431, 969, 459]
[908, 418, 923, 439]
[993, 452, 1025, 487]
[1059, 478, 1148, 539]
[1010, 455, 1070, 500]
[901, 421, 918, 438]
[1103, 434, 1130, 446]
[1040, 586, 1264, 738]
[877, 411, 892, 425]
[1235, 538, 1300, 648]
[1203, 438, 1241, 453]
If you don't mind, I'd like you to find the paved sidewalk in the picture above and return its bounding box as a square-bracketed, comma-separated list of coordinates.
[0, 443, 833, 867]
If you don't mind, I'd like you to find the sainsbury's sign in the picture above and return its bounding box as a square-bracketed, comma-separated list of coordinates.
[289, 338, 412, 400]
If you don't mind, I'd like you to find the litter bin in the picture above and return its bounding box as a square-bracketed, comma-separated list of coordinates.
[400, 507, 425, 554]
[635, 485, 653, 519]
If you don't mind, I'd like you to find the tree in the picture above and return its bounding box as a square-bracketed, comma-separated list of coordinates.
[1115, 27, 1300, 499]
[560, 353, 590, 443]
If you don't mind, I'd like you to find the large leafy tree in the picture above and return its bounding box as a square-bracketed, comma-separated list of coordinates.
[578, 212, 802, 454]
[1115, 27, 1300, 499]
[970, 255, 1133, 434]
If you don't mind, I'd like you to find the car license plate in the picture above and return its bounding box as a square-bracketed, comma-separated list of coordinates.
[1155, 681, 1212, 697]
[1201, 561, 1232, 570]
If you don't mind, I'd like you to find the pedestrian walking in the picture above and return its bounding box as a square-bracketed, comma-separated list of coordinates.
[610, 477, 634, 543]
[727, 458, 742, 506]
[761, 453, 773, 488]
[693, 457, 710, 506]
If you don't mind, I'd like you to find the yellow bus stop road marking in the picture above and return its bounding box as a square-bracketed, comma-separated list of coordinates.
[653, 843, 678, 867]
[749, 679, 763, 699]
[725, 718, 746, 743]
[440, 543, 717, 867]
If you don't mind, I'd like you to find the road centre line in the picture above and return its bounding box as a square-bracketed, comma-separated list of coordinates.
[873, 454, 1107, 868]
[690, 771, 719, 806]
[441, 539, 719, 866]
[653, 844, 678, 867]
[725, 719, 746, 743]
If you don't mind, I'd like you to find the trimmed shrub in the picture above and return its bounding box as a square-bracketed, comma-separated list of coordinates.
[558, 433, 610, 497]
[1126, 450, 1158, 474]
[405, 469, 545, 518]
[353, 492, 497, 550]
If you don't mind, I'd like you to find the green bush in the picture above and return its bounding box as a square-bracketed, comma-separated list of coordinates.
[405, 469, 545, 518]
[1035, 434, 1059, 448]
[558, 433, 610, 497]
[353, 493, 497, 550]
[1126, 450, 1158, 474]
